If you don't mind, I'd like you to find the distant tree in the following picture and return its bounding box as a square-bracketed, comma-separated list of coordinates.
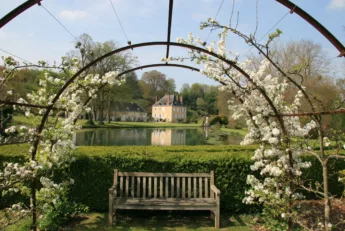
[69, 34, 136, 125]
[139, 70, 176, 105]
[196, 98, 207, 112]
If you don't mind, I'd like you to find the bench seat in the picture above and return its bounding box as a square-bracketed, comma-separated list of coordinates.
[109, 169, 221, 228]
[115, 198, 217, 210]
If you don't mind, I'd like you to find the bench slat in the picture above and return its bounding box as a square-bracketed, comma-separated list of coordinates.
[171, 177, 174, 197]
[160, 177, 163, 198]
[205, 177, 208, 198]
[182, 177, 186, 199]
[131, 176, 134, 198]
[194, 178, 197, 198]
[188, 177, 191, 198]
[118, 172, 210, 177]
[143, 177, 146, 199]
[177, 177, 180, 198]
[120, 176, 123, 197]
[126, 176, 129, 197]
[137, 177, 141, 198]
[154, 177, 157, 198]
[148, 177, 152, 198]
[199, 177, 202, 198]
[210, 171, 214, 198]
[165, 177, 169, 198]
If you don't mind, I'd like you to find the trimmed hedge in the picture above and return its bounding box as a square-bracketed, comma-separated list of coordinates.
[70, 146, 256, 213]
[1, 145, 344, 214]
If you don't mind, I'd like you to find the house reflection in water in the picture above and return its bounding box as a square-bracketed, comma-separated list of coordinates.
[151, 129, 186, 146]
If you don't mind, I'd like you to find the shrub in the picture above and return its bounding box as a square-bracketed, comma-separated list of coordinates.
[209, 115, 228, 127]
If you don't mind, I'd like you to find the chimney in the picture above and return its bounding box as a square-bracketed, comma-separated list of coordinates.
[155, 96, 158, 103]
[167, 95, 170, 105]
[180, 95, 183, 104]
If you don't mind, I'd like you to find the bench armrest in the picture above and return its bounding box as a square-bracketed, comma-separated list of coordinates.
[109, 185, 117, 198]
[211, 185, 221, 195]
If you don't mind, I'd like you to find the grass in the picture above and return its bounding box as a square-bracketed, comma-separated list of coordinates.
[3, 212, 255, 231]
[220, 127, 248, 136]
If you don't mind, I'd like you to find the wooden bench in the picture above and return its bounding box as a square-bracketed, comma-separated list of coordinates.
[108, 169, 221, 228]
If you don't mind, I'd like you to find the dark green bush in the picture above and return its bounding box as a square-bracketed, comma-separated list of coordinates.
[209, 115, 228, 127]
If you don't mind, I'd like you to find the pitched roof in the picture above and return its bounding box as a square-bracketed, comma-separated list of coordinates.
[112, 102, 146, 113]
[153, 95, 184, 106]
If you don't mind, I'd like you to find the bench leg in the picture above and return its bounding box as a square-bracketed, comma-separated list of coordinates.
[109, 193, 113, 226]
[215, 208, 220, 229]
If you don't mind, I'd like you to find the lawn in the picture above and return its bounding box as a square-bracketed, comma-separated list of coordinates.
[3, 211, 255, 231]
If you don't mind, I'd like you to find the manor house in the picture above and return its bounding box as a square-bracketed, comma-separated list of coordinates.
[152, 95, 187, 123]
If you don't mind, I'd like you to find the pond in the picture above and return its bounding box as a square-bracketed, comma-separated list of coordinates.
[75, 127, 243, 146]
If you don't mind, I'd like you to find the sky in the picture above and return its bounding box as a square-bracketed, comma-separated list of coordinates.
[0, 0, 344, 91]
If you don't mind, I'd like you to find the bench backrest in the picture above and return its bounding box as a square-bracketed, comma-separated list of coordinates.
[113, 169, 215, 199]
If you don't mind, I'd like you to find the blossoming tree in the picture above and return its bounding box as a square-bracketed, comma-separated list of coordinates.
[0, 55, 124, 230]
[164, 18, 345, 231]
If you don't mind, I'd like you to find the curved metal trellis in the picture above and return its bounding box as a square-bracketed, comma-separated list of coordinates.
[0, 0, 344, 57]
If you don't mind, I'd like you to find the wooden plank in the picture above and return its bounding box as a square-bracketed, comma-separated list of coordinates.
[165, 177, 169, 198]
[154, 177, 157, 198]
[182, 177, 186, 199]
[116, 205, 216, 211]
[160, 177, 163, 198]
[176, 177, 180, 198]
[125, 176, 129, 197]
[205, 177, 208, 198]
[210, 171, 214, 198]
[171, 177, 174, 198]
[143, 177, 146, 199]
[114, 169, 118, 185]
[199, 177, 203, 198]
[148, 177, 152, 198]
[194, 177, 197, 198]
[188, 177, 191, 198]
[131, 176, 134, 198]
[137, 177, 141, 198]
[118, 172, 211, 177]
[120, 176, 123, 197]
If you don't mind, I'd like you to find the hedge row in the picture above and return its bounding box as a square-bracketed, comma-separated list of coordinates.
[0, 145, 344, 214]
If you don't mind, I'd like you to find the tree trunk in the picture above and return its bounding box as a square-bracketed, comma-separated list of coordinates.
[98, 92, 105, 125]
[318, 124, 330, 231]
[87, 110, 95, 125]
[107, 98, 111, 123]
[323, 162, 330, 231]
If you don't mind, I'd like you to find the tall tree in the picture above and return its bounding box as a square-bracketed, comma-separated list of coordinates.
[69, 34, 136, 125]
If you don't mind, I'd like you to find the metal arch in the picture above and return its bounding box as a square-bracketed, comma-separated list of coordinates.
[50, 41, 239, 110]
[118, 63, 199, 77]
[37, 41, 250, 136]
[0, 0, 42, 29]
[1, 0, 344, 57]
[275, 0, 345, 57]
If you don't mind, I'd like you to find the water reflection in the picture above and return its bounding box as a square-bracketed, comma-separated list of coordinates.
[75, 128, 242, 146]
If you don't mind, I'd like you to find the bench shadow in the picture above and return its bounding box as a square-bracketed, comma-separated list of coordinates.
[65, 211, 253, 230]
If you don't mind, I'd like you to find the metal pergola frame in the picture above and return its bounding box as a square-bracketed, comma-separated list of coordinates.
[1, 0, 344, 58]
[1, 3, 345, 230]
